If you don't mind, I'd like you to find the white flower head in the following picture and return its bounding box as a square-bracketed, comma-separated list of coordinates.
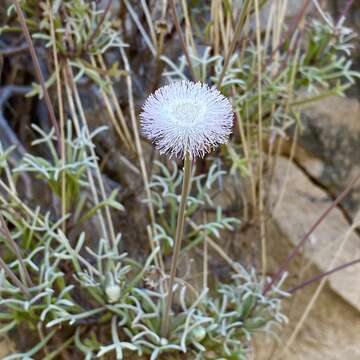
[140, 81, 233, 159]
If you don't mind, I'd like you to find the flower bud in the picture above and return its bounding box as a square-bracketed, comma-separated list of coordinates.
[105, 283, 121, 303]
[191, 326, 206, 342]
[104, 272, 121, 303]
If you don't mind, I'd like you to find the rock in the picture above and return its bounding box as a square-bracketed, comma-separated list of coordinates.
[254, 277, 360, 359]
[0, 338, 13, 358]
[293, 96, 360, 218]
[270, 155, 360, 310]
[252, 155, 360, 359]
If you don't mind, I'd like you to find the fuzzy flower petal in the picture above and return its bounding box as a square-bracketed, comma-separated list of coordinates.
[140, 81, 233, 159]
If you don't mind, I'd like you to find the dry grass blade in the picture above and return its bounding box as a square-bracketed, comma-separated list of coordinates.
[0, 213, 33, 287]
[124, 0, 156, 56]
[65, 64, 117, 247]
[47, 0, 67, 232]
[217, 0, 253, 88]
[0, 256, 30, 298]
[169, 0, 196, 81]
[253, 0, 266, 278]
[95, 54, 135, 152]
[63, 65, 110, 243]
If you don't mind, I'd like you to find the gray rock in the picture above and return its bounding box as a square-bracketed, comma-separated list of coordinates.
[295, 96, 360, 217]
[270, 155, 360, 311]
[258, 155, 360, 359]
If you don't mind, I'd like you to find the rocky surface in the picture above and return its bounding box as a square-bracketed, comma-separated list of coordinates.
[0, 338, 13, 358]
[293, 96, 360, 218]
[271, 155, 360, 310]
[258, 155, 360, 359]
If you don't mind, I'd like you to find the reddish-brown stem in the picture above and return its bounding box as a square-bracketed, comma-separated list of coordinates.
[336, 0, 355, 25]
[11, 0, 61, 154]
[288, 258, 360, 294]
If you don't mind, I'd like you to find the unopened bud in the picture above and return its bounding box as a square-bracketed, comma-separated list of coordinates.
[105, 272, 121, 303]
[191, 326, 206, 342]
[105, 283, 121, 303]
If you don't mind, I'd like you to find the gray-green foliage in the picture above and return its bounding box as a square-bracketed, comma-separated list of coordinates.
[1, 0, 358, 359]
[0, 128, 287, 359]
[148, 160, 240, 252]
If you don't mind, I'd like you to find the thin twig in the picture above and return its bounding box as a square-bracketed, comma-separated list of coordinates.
[0, 180, 44, 226]
[11, 0, 61, 154]
[288, 258, 360, 294]
[336, 0, 355, 25]
[246, 0, 309, 91]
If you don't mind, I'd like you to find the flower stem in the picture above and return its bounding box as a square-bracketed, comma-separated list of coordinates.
[161, 152, 192, 338]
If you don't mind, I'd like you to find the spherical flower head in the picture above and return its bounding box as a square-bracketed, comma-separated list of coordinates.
[140, 81, 233, 159]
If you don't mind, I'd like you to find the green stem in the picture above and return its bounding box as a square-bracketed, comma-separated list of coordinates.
[161, 152, 193, 338]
